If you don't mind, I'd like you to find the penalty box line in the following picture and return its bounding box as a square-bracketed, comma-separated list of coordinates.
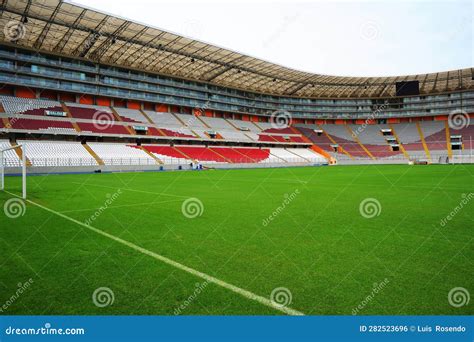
[5, 191, 304, 316]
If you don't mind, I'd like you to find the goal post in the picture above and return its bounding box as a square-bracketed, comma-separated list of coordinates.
[0, 144, 26, 199]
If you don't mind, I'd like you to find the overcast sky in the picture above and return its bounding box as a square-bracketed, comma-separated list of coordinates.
[72, 0, 472, 77]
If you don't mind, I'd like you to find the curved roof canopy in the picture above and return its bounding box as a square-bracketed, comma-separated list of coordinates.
[1, 0, 472, 98]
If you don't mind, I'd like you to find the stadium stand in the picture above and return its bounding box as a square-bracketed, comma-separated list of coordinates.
[17, 140, 98, 166]
[87, 142, 155, 165]
[0, 139, 21, 167]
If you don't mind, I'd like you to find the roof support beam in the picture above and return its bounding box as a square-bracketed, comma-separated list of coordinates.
[52, 8, 87, 53]
[33, 1, 63, 49]
[72, 16, 110, 58]
[88, 21, 131, 61]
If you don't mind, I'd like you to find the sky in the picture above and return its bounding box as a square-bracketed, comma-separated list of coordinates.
[71, 0, 472, 77]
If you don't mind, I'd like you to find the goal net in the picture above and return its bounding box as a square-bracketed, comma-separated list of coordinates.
[0, 144, 26, 199]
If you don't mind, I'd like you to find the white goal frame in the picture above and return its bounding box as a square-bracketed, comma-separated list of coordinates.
[0, 144, 26, 199]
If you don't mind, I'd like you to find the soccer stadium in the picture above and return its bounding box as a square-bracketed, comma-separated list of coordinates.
[0, 0, 472, 319]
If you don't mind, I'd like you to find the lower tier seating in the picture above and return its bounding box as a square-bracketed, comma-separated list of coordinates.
[0, 139, 21, 166]
[88, 142, 155, 165]
[17, 140, 98, 166]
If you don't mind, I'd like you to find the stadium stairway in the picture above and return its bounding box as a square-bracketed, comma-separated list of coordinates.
[138, 146, 163, 164]
[230, 147, 257, 162]
[345, 125, 375, 159]
[319, 125, 353, 159]
[209, 148, 233, 163]
[172, 146, 196, 162]
[61, 103, 81, 132]
[388, 124, 410, 160]
[11, 141, 32, 166]
[444, 121, 453, 158]
[110, 107, 136, 135]
[291, 126, 332, 162]
[416, 122, 432, 162]
[285, 148, 310, 162]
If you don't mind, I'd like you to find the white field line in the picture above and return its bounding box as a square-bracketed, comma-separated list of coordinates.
[4, 190, 304, 316]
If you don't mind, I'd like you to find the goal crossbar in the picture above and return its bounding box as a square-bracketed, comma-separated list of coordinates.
[0, 144, 26, 199]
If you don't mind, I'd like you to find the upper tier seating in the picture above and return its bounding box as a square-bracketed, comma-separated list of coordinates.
[349, 124, 389, 145]
[144, 111, 182, 127]
[175, 113, 208, 128]
[113, 107, 148, 123]
[199, 117, 235, 130]
[218, 130, 253, 141]
[0, 96, 62, 116]
[88, 142, 154, 165]
[18, 140, 97, 166]
[422, 121, 447, 151]
[9, 118, 76, 134]
[0, 139, 21, 166]
[77, 122, 130, 135]
[226, 119, 262, 132]
[321, 125, 368, 157]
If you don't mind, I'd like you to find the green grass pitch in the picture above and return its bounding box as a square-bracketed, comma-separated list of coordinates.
[0, 164, 472, 315]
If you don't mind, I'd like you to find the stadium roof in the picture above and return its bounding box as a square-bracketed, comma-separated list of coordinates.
[1, 0, 473, 98]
